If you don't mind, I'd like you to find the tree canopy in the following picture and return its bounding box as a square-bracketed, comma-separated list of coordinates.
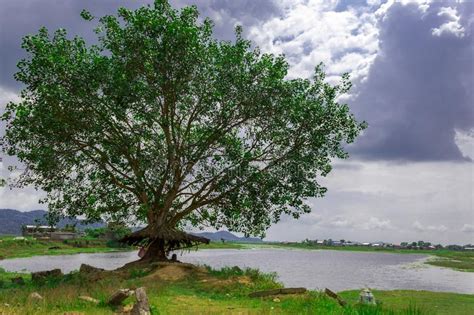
[1, 0, 366, 258]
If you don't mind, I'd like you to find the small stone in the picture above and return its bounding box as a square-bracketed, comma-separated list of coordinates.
[11, 276, 25, 285]
[359, 288, 376, 305]
[31, 269, 63, 284]
[79, 264, 104, 274]
[107, 289, 134, 306]
[131, 287, 151, 315]
[120, 304, 134, 312]
[272, 298, 281, 303]
[28, 292, 43, 301]
[78, 296, 99, 304]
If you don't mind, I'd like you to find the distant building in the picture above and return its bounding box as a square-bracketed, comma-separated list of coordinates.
[22, 225, 56, 238]
[50, 231, 77, 241]
[22, 225, 78, 240]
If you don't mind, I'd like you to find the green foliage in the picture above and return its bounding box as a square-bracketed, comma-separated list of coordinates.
[84, 227, 108, 239]
[83, 226, 132, 248]
[1, 0, 366, 238]
[129, 268, 152, 279]
[204, 265, 279, 284]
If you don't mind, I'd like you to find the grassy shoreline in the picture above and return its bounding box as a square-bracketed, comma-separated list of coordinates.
[0, 236, 130, 260]
[1, 263, 473, 314]
[1, 238, 473, 314]
[0, 236, 247, 260]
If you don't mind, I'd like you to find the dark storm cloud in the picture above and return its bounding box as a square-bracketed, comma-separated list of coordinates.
[0, 0, 279, 89]
[0, 0, 146, 89]
[350, 2, 474, 161]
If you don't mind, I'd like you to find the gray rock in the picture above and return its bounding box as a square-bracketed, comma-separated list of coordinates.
[107, 288, 134, 306]
[11, 276, 25, 285]
[79, 264, 104, 274]
[78, 295, 100, 304]
[249, 287, 307, 298]
[131, 287, 151, 315]
[28, 292, 43, 302]
[31, 269, 63, 284]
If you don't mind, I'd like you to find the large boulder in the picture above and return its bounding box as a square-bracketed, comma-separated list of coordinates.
[31, 269, 63, 284]
[79, 264, 104, 274]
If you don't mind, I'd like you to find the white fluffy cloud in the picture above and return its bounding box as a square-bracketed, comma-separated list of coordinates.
[432, 6, 465, 37]
[247, 0, 380, 82]
[455, 129, 474, 160]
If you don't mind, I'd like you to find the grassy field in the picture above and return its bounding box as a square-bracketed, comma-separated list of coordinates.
[425, 251, 474, 272]
[0, 236, 127, 259]
[0, 236, 247, 260]
[1, 263, 473, 314]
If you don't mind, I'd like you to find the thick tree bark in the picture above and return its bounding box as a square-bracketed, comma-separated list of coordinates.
[140, 238, 168, 262]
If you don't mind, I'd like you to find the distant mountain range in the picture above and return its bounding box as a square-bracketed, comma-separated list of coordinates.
[0, 209, 262, 242]
[191, 230, 262, 243]
[0, 209, 104, 235]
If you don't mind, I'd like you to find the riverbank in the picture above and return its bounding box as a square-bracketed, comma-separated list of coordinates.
[1, 263, 473, 314]
[0, 236, 127, 259]
[2, 237, 472, 273]
[0, 236, 244, 260]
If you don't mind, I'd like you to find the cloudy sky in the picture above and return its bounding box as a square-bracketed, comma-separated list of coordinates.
[0, 0, 473, 244]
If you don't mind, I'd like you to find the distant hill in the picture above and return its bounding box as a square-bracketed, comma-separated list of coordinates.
[0, 209, 262, 242]
[191, 230, 262, 243]
[0, 209, 105, 235]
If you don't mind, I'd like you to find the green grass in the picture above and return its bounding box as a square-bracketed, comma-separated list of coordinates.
[0, 235, 248, 260]
[0, 264, 472, 315]
[425, 251, 474, 272]
[195, 241, 246, 250]
[339, 290, 474, 315]
[0, 236, 127, 259]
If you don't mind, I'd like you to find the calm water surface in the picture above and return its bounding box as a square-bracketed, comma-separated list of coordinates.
[1, 248, 473, 294]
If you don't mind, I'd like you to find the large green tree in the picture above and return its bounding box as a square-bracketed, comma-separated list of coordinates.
[1, 1, 366, 261]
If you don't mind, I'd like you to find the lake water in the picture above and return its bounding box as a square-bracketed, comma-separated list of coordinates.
[1, 248, 473, 294]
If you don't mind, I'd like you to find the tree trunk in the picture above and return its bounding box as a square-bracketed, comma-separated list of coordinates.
[140, 238, 168, 262]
